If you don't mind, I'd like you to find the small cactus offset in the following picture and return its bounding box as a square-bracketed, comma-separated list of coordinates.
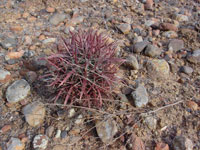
[42, 29, 124, 108]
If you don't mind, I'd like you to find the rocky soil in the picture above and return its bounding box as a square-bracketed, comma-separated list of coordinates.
[0, 0, 200, 150]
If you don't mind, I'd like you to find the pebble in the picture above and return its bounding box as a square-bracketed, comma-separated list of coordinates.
[25, 71, 37, 84]
[7, 138, 24, 150]
[131, 84, 149, 107]
[172, 136, 193, 150]
[175, 14, 189, 22]
[144, 0, 153, 10]
[43, 38, 56, 44]
[0, 124, 11, 134]
[0, 69, 11, 83]
[10, 25, 23, 32]
[186, 101, 199, 111]
[168, 39, 184, 52]
[145, 20, 156, 27]
[132, 41, 149, 53]
[33, 134, 48, 150]
[61, 130, 68, 139]
[55, 130, 61, 138]
[45, 126, 54, 137]
[24, 36, 32, 45]
[159, 23, 178, 31]
[144, 44, 161, 58]
[133, 36, 143, 44]
[180, 66, 193, 75]
[0, 36, 17, 49]
[187, 49, 200, 64]
[64, 26, 74, 34]
[144, 116, 157, 130]
[155, 142, 169, 150]
[46, 7, 55, 13]
[117, 23, 131, 34]
[147, 59, 170, 81]
[49, 13, 66, 26]
[67, 108, 76, 118]
[130, 134, 145, 150]
[74, 114, 84, 125]
[96, 118, 118, 143]
[67, 16, 84, 26]
[6, 79, 30, 103]
[162, 31, 178, 38]
[123, 55, 139, 70]
[22, 101, 46, 127]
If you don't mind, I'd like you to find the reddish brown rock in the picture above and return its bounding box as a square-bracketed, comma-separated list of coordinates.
[186, 101, 198, 110]
[10, 25, 23, 32]
[0, 125, 11, 134]
[46, 7, 55, 13]
[144, 0, 154, 10]
[155, 142, 169, 150]
[131, 134, 145, 150]
[160, 23, 178, 31]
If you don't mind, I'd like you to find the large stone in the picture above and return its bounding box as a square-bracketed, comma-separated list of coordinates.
[7, 138, 24, 150]
[144, 44, 161, 58]
[132, 41, 149, 53]
[146, 59, 170, 81]
[168, 39, 184, 52]
[22, 102, 46, 127]
[49, 13, 66, 26]
[0, 69, 11, 83]
[172, 136, 193, 150]
[96, 118, 118, 143]
[124, 55, 139, 70]
[187, 49, 200, 64]
[0, 36, 17, 49]
[159, 23, 178, 31]
[6, 79, 30, 103]
[131, 84, 149, 107]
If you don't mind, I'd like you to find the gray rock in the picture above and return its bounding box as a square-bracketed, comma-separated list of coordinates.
[133, 36, 143, 44]
[187, 49, 200, 64]
[22, 101, 46, 127]
[61, 130, 68, 139]
[49, 13, 66, 25]
[33, 134, 49, 150]
[131, 84, 149, 107]
[146, 59, 170, 81]
[124, 55, 139, 70]
[0, 36, 17, 49]
[6, 79, 30, 103]
[0, 69, 11, 83]
[117, 23, 131, 34]
[168, 39, 184, 52]
[7, 137, 24, 150]
[45, 126, 54, 137]
[132, 41, 149, 53]
[173, 136, 193, 150]
[144, 116, 157, 130]
[144, 44, 161, 57]
[96, 118, 118, 143]
[180, 66, 193, 75]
